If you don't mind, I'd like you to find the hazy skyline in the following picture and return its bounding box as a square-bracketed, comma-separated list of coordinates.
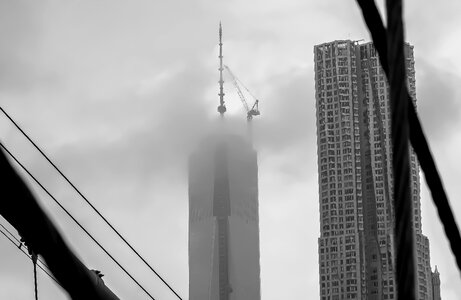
[1, 1, 461, 299]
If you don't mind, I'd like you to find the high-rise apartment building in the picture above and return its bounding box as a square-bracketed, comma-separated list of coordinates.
[314, 40, 434, 300]
[431, 266, 441, 300]
[188, 134, 261, 300]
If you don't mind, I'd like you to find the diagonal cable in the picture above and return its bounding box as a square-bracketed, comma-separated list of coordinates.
[385, 0, 415, 298]
[0, 143, 157, 300]
[0, 106, 182, 300]
[355, 0, 461, 278]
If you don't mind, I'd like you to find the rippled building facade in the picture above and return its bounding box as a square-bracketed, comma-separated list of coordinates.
[314, 40, 434, 300]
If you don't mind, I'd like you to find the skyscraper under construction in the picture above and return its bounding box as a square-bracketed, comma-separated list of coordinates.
[188, 134, 261, 300]
[314, 40, 435, 300]
[188, 23, 261, 300]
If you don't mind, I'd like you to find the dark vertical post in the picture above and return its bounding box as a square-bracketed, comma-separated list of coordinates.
[385, 0, 416, 299]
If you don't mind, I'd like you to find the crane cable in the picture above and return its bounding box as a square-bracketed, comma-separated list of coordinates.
[234, 75, 258, 103]
[0, 143, 158, 300]
[0, 107, 182, 300]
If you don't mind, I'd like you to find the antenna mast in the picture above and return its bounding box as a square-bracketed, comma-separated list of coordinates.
[217, 22, 226, 116]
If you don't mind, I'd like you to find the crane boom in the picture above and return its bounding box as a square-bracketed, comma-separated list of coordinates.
[224, 65, 260, 121]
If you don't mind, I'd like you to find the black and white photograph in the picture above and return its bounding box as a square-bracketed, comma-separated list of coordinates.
[1, 1, 460, 299]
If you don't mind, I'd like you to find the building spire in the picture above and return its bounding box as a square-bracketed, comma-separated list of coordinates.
[217, 22, 226, 116]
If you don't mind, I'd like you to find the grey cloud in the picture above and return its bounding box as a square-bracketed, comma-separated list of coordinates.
[252, 66, 318, 181]
[416, 59, 461, 141]
[0, 1, 44, 92]
[255, 67, 315, 152]
[37, 61, 214, 208]
[3, 61, 213, 298]
[406, 1, 461, 54]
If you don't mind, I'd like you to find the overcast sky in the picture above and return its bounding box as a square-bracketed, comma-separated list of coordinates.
[1, 0, 461, 299]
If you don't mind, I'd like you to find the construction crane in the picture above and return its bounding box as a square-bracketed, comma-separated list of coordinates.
[223, 65, 260, 122]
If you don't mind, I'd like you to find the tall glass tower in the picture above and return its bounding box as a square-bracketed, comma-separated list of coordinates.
[314, 40, 434, 300]
[188, 134, 261, 300]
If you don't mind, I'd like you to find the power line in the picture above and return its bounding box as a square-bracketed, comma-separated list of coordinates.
[0, 106, 183, 300]
[0, 143, 157, 300]
[0, 225, 61, 288]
